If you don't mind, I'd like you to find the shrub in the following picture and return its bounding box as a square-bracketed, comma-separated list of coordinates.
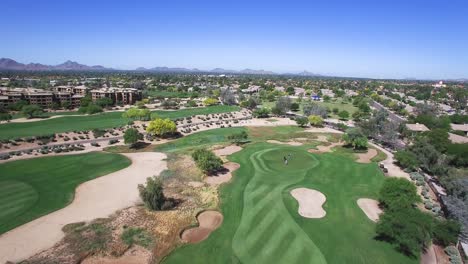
[308, 115, 323, 127]
[433, 219, 461, 247]
[395, 150, 420, 171]
[295, 116, 309, 127]
[138, 176, 166, 210]
[253, 107, 270, 118]
[121, 227, 154, 248]
[227, 131, 249, 144]
[192, 148, 223, 174]
[379, 178, 421, 210]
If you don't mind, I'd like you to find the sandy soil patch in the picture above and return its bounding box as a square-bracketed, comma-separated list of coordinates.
[305, 127, 344, 134]
[357, 198, 383, 222]
[267, 140, 303, 146]
[290, 188, 326, 218]
[82, 245, 151, 264]
[0, 152, 167, 264]
[355, 148, 378, 163]
[213, 145, 242, 157]
[308, 142, 343, 153]
[204, 162, 240, 186]
[421, 244, 437, 264]
[187, 181, 205, 188]
[314, 135, 328, 142]
[181, 210, 223, 243]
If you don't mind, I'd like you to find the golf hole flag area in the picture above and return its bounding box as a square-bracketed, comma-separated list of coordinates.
[164, 143, 417, 264]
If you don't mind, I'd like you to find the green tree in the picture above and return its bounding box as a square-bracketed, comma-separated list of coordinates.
[425, 128, 450, 153]
[252, 107, 270, 118]
[0, 112, 12, 122]
[295, 116, 309, 127]
[395, 150, 420, 171]
[138, 176, 166, 211]
[308, 115, 323, 127]
[21, 105, 44, 118]
[203, 98, 219, 106]
[432, 219, 460, 247]
[342, 128, 367, 149]
[290, 102, 300, 111]
[95, 97, 114, 108]
[338, 110, 350, 120]
[376, 207, 433, 257]
[124, 128, 143, 148]
[192, 148, 223, 174]
[146, 118, 177, 137]
[379, 178, 421, 210]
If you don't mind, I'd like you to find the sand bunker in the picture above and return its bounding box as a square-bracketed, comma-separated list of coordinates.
[308, 142, 342, 154]
[267, 140, 303, 146]
[357, 198, 383, 222]
[213, 145, 243, 157]
[181, 210, 223, 243]
[0, 152, 167, 264]
[290, 188, 326, 218]
[355, 149, 378, 163]
[204, 162, 240, 186]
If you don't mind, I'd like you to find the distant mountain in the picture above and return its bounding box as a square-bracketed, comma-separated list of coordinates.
[295, 70, 323, 77]
[239, 69, 276, 75]
[0, 58, 111, 71]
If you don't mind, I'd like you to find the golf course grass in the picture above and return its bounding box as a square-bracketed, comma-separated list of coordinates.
[164, 143, 417, 263]
[0, 105, 239, 140]
[0, 152, 131, 234]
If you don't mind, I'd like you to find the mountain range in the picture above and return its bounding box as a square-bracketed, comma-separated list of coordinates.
[0, 58, 323, 76]
[0, 58, 109, 71]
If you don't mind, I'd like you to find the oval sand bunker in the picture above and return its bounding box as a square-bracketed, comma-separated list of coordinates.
[290, 188, 326, 218]
[181, 210, 223, 243]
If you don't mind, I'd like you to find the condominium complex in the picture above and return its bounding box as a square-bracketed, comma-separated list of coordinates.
[0, 86, 141, 109]
[90, 87, 141, 105]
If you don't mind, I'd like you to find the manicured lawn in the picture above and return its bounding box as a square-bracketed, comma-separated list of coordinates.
[0, 105, 240, 140]
[163, 143, 417, 263]
[0, 152, 131, 234]
[155, 127, 247, 153]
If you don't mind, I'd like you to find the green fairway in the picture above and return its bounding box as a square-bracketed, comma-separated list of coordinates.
[163, 143, 417, 264]
[0, 152, 131, 234]
[0, 105, 239, 140]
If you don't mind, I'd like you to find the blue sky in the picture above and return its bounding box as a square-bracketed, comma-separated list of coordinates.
[2, 0, 468, 79]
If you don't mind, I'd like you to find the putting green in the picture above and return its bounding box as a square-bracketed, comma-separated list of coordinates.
[164, 143, 417, 264]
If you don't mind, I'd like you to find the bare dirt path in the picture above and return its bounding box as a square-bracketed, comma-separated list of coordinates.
[0, 152, 167, 264]
[290, 188, 326, 218]
[368, 142, 411, 180]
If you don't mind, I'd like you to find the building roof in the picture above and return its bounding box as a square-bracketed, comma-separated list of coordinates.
[451, 123, 468, 132]
[406, 123, 429, 132]
[448, 132, 468, 144]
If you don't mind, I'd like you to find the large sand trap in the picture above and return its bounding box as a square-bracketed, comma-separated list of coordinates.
[290, 188, 326, 218]
[308, 142, 343, 153]
[213, 145, 242, 157]
[204, 162, 240, 186]
[181, 210, 223, 243]
[267, 140, 303, 146]
[357, 198, 383, 222]
[355, 148, 378, 163]
[0, 152, 167, 264]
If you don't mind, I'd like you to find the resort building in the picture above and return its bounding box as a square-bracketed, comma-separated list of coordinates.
[90, 87, 141, 105]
